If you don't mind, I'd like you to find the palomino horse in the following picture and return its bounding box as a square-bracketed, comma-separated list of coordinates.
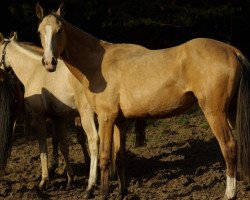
[0, 33, 146, 196]
[36, 3, 250, 199]
[0, 33, 99, 195]
[0, 68, 24, 176]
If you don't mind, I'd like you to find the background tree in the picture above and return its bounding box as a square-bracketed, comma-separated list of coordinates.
[0, 0, 249, 55]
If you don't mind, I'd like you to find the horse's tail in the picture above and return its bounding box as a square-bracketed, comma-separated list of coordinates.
[0, 76, 17, 176]
[236, 54, 250, 183]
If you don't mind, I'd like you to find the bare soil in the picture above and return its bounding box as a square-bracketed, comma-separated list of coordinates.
[1, 108, 250, 200]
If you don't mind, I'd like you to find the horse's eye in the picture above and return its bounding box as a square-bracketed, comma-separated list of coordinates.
[57, 28, 62, 34]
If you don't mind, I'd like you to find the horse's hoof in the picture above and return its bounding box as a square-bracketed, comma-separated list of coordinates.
[101, 194, 108, 200]
[39, 181, 46, 191]
[223, 194, 236, 200]
[66, 182, 74, 191]
[84, 189, 93, 199]
[119, 191, 127, 200]
[48, 166, 57, 177]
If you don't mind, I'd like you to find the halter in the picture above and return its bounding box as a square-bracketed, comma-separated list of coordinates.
[0, 40, 15, 76]
[50, 11, 63, 22]
[0, 39, 10, 71]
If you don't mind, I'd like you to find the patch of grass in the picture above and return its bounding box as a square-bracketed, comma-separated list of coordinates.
[200, 122, 210, 130]
[178, 115, 189, 125]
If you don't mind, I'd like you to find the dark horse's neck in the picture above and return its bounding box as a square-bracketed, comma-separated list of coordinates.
[61, 18, 107, 93]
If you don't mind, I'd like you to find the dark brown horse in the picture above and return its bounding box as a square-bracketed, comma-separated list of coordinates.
[36, 3, 250, 199]
[0, 68, 24, 176]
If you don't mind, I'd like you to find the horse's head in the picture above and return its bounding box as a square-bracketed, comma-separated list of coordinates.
[0, 32, 17, 70]
[0, 33, 5, 64]
[36, 2, 66, 72]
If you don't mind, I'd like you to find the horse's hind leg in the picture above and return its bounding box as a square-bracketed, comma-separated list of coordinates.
[134, 119, 146, 147]
[203, 111, 236, 199]
[33, 117, 49, 190]
[55, 119, 74, 189]
[113, 122, 127, 198]
[50, 133, 59, 175]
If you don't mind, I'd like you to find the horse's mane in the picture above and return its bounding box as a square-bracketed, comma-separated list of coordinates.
[48, 12, 111, 45]
[19, 42, 44, 56]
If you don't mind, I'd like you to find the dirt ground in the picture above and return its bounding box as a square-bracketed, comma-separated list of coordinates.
[1, 108, 250, 200]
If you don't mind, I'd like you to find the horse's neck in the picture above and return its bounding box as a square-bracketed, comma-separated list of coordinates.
[62, 20, 105, 86]
[7, 41, 41, 86]
[64, 20, 101, 57]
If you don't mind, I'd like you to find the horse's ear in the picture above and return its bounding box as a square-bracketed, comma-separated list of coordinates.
[36, 2, 44, 19]
[9, 31, 15, 39]
[0, 33, 4, 44]
[56, 3, 65, 17]
[10, 32, 18, 41]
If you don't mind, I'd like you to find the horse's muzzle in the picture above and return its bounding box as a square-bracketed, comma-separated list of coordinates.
[42, 56, 58, 72]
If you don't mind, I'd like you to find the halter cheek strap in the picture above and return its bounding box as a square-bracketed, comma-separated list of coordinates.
[0, 40, 15, 76]
[0, 40, 10, 71]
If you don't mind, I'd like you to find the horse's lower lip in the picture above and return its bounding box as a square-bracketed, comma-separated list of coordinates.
[45, 65, 56, 72]
[47, 68, 56, 72]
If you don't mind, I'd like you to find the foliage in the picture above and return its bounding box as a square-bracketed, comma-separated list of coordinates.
[0, 0, 250, 52]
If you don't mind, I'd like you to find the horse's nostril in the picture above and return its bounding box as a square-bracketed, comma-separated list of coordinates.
[51, 57, 57, 66]
[42, 57, 45, 65]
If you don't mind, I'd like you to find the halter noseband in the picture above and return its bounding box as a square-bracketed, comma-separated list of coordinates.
[0, 40, 10, 71]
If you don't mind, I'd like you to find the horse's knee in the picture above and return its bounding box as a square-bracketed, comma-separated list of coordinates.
[100, 156, 111, 172]
[88, 135, 99, 153]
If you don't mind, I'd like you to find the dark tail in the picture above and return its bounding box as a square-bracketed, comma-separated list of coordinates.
[0, 76, 17, 175]
[236, 54, 250, 183]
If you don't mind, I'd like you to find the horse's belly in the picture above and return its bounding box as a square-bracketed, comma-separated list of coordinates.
[120, 89, 195, 118]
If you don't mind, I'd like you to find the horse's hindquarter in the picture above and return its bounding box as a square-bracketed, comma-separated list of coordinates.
[178, 38, 241, 111]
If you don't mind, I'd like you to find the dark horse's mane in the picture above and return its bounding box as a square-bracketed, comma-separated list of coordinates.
[0, 70, 22, 174]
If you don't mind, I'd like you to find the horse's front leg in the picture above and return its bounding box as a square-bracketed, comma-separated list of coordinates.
[78, 107, 98, 198]
[75, 116, 90, 167]
[134, 119, 146, 147]
[114, 122, 128, 198]
[54, 118, 74, 189]
[99, 113, 117, 199]
[50, 119, 59, 176]
[34, 117, 49, 190]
